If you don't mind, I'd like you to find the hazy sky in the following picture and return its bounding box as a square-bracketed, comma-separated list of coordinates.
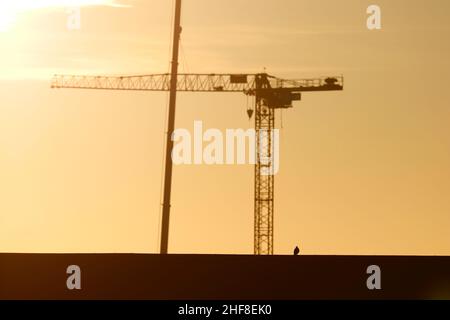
[1, 0, 450, 255]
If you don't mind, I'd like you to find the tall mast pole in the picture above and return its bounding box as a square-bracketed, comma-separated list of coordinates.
[160, 0, 182, 254]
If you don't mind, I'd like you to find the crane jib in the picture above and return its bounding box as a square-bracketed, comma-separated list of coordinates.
[51, 73, 344, 94]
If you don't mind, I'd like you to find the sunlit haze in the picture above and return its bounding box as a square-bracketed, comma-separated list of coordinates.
[1, 0, 449, 255]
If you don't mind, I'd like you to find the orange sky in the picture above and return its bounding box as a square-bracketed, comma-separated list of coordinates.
[1, 0, 450, 255]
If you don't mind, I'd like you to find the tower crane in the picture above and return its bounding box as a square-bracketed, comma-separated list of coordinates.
[51, 72, 343, 255]
[51, 0, 343, 255]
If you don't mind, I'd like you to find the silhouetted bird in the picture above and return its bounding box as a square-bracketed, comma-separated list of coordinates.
[294, 246, 300, 256]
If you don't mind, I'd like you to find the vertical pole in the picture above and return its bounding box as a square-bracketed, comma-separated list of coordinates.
[254, 74, 275, 255]
[160, 0, 182, 254]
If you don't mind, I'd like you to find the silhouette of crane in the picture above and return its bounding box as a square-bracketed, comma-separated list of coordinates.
[51, 0, 343, 255]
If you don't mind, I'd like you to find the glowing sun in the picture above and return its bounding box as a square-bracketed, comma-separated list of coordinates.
[0, 5, 18, 32]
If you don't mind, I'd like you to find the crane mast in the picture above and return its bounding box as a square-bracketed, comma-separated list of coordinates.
[254, 74, 275, 255]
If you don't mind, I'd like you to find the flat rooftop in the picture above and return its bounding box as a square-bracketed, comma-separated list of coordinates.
[1, 254, 449, 299]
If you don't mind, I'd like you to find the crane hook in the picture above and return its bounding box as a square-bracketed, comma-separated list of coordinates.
[246, 95, 254, 120]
